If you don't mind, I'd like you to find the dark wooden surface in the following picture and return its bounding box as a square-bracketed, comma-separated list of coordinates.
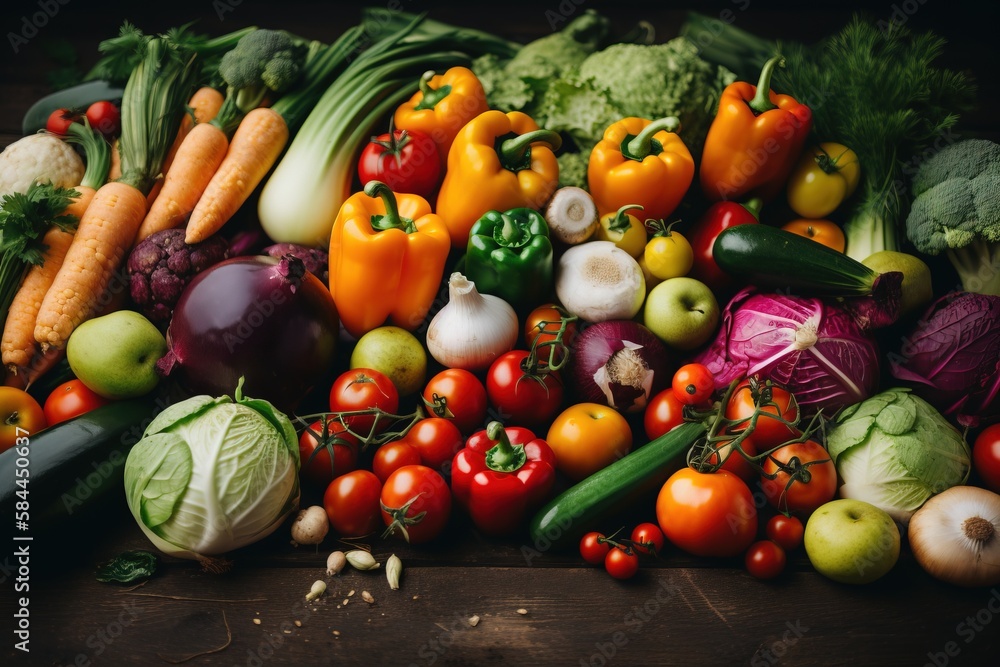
[3, 1, 1000, 665]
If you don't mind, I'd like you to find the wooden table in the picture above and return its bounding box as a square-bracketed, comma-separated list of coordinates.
[2, 1, 999, 665]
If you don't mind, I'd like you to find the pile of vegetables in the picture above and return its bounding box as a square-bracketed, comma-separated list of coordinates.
[2, 6, 1000, 595]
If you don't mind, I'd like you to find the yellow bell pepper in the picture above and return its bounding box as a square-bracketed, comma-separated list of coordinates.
[587, 116, 694, 220]
[393, 66, 489, 170]
[436, 110, 561, 249]
[328, 181, 450, 338]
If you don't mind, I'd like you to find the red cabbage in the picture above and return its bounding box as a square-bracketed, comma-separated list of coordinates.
[694, 287, 881, 415]
[889, 292, 1000, 428]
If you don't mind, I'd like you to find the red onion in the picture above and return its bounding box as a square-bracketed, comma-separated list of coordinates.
[569, 320, 673, 413]
[157, 255, 339, 412]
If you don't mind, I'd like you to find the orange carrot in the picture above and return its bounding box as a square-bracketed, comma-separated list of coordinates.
[136, 122, 230, 243]
[33, 182, 148, 350]
[185, 107, 289, 244]
[108, 139, 122, 181]
[161, 86, 225, 176]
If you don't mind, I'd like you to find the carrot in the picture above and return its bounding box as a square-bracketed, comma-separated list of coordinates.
[161, 86, 225, 176]
[33, 182, 148, 350]
[135, 122, 230, 243]
[185, 107, 289, 244]
[108, 139, 122, 182]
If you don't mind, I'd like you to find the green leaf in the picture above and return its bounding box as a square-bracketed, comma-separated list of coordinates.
[142, 394, 229, 436]
[827, 415, 875, 460]
[95, 550, 158, 584]
[124, 433, 193, 529]
[875, 399, 917, 436]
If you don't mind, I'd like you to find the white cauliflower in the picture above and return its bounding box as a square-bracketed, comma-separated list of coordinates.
[0, 133, 85, 199]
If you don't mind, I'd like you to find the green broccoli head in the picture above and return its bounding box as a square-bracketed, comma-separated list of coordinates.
[911, 138, 1000, 198]
[218, 29, 307, 103]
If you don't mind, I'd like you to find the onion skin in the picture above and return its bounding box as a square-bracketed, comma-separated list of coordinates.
[157, 255, 339, 412]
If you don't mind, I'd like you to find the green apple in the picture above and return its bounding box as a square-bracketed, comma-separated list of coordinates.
[642, 277, 720, 351]
[66, 310, 168, 399]
[861, 250, 933, 317]
[804, 498, 901, 585]
[350, 326, 427, 396]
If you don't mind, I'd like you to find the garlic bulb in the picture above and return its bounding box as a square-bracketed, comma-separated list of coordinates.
[426, 273, 519, 371]
[908, 485, 1000, 587]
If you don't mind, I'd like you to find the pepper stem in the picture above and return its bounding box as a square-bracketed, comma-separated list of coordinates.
[484, 421, 527, 473]
[413, 70, 452, 111]
[499, 213, 518, 244]
[742, 197, 763, 220]
[364, 180, 416, 233]
[607, 204, 644, 233]
[499, 130, 562, 172]
[748, 55, 784, 115]
[623, 117, 681, 161]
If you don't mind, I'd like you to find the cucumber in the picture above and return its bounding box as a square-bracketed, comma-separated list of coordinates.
[528, 421, 706, 552]
[21, 80, 124, 136]
[712, 224, 880, 296]
[0, 395, 163, 534]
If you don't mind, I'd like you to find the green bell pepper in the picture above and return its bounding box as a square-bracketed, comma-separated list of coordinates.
[465, 208, 553, 312]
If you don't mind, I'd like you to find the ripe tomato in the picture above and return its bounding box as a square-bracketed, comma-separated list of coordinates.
[45, 107, 80, 135]
[85, 100, 121, 139]
[0, 387, 47, 452]
[546, 402, 632, 481]
[973, 424, 1000, 494]
[422, 369, 488, 435]
[745, 540, 787, 579]
[43, 379, 109, 426]
[671, 363, 715, 406]
[579, 531, 610, 565]
[655, 467, 757, 558]
[761, 440, 838, 515]
[357, 125, 441, 200]
[329, 368, 399, 434]
[298, 419, 359, 487]
[380, 464, 451, 544]
[372, 441, 422, 483]
[630, 522, 665, 556]
[644, 388, 685, 441]
[780, 219, 846, 253]
[786, 142, 860, 219]
[705, 435, 759, 484]
[604, 546, 639, 580]
[766, 514, 805, 551]
[523, 303, 578, 356]
[395, 417, 464, 473]
[724, 377, 800, 449]
[323, 470, 383, 537]
[486, 350, 564, 428]
[643, 229, 693, 280]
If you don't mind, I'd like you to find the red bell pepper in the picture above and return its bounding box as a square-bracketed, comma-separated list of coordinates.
[450, 421, 557, 536]
[687, 198, 762, 295]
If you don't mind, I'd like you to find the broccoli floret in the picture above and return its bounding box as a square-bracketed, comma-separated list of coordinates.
[905, 139, 1000, 295]
[217, 29, 307, 112]
[556, 151, 590, 190]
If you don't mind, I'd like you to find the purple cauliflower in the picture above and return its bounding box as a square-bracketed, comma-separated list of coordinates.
[128, 229, 229, 326]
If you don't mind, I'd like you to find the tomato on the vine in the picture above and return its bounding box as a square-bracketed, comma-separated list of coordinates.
[705, 435, 758, 484]
[630, 523, 665, 556]
[604, 546, 639, 580]
[579, 531, 610, 565]
[523, 303, 577, 356]
[972, 424, 1000, 494]
[725, 377, 800, 449]
[85, 100, 120, 139]
[357, 125, 441, 200]
[395, 417, 464, 472]
[744, 540, 786, 579]
[644, 388, 685, 441]
[761, 440, 837, 515]
[486, 350, 564, 428]
[329, 368, 399, 433]
[43, 379, 109, 426]
[298, 419, 359, 487]
[672, 363, 715, 406]
[380, 464, 451, 544]
[422, 368, 488, 435]
[45, 107, 80, 135]
[323, 470, 383, 537]
[766, 514, 805, 551]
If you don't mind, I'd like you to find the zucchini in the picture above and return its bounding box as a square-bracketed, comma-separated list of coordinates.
[712, 224, 881, 296]
[528, 421, 706, 552]
[21, 80, 124, 136]
[0, 395, 163, 534]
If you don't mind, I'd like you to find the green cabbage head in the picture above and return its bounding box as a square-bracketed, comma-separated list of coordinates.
[124, 383, 300, 561]
[826, 387, 970, 523]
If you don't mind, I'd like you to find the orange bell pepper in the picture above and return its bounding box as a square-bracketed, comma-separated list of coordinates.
[393, 66, 489, 170]
[436, 110, 561, 249]
[587, 116, 695, 220]
[699, 55, 813, 202]
[328, 181, 450, 338]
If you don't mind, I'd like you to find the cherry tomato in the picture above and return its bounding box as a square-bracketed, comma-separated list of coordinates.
[372, 441, 423, 483]
[972, 424, 1000, 494]
[422, 369, 488, 435]
[780, 219, 846, 253]
[745, 540, 787, 579]
[486, 350, 564, 428]
[85, 100, 121, 139]
[705, 436, 759, 484]
[671, 363, 715, 406]
[357, 125, 442, 200]
[42, 379, 109, 426]
[655, 467, 757, 558]
[45, 107, 80, 136]
[298, 419, 359, 487]
[604, 546, 639, 580]
[329, 368, 399, 434]
[786, 142, 860, 219]
[643, 229, 693, 280]
[630, 522, 665, 556]
[546, 402, 632, 481]
[724, 377, 800, 449]
[644, 388, 686, 441]
[595, 205, 647, 258]
[395, 417, 464, 473]
[0, 387, 47, 453]
[766, 514, 805, 551]
[687, 200, 759, 294]
[523, 303, 578, 358]
[579, 531, 610, 565]
[380, 464, 452, 544]
[323, 470, 383, 537]
[761, 440, 838, 515]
